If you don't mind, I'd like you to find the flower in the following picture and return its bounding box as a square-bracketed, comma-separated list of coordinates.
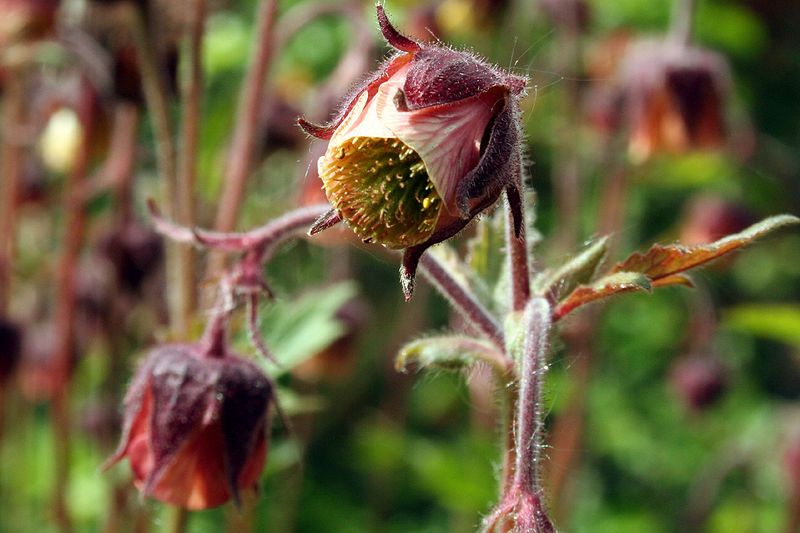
[104, 340, 273, 509]
[300, 4, 527, 299]
[617, 39, 729, 161]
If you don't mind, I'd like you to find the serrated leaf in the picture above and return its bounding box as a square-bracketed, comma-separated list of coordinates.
[552, 215, 798, 320]
[396, 335, 507, 374]
[611, 215, 799, 284]
[535, 237, 609, 301]
[553, 272, 653, 320]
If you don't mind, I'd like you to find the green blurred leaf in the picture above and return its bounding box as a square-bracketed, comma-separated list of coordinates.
[723, 303, 800, 349]
[695, 3, 768, 60]
[254, 282, 358, 370]
[203, 13, 251, 77]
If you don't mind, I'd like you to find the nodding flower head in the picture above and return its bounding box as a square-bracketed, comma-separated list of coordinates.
[300, 4, 527, 299]
[104, 340, 273, 510]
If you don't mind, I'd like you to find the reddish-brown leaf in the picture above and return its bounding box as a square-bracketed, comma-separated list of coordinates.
[553, 215, 798, 320]
[610, 215, 799, 284]
[553, 272, 652, 320]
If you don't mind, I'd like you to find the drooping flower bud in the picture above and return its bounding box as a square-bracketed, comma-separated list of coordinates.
[104, 340, 273, 509]
[617, 39, 729, 161]
[300, 4, 527, 299]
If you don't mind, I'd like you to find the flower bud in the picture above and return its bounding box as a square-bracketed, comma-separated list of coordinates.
[105, 341, 273, 509]
[670, 356, 727, 411]
[300, 5, 527, 298]
[617, 40, 729, 161]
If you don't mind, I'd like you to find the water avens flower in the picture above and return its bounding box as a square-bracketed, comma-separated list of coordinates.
[104, 338, 272, 509]
[300, 4, 527, 298]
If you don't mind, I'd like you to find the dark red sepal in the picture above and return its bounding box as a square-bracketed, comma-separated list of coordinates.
[376, 4, 421, 53]
[308, 208, 342, 236]
[297, 117, 335, 140]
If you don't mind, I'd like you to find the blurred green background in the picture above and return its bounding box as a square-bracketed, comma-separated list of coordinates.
[1, 0, 799, 532]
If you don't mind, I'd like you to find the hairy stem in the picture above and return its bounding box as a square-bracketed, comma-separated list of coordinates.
[514, 298, 551, 491]
[418, 253, 506, 352]
[507, 178, 530, 313]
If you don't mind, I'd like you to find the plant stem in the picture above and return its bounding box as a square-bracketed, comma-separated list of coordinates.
[207, 0, 279, 279]
[418, 253, 506, 352]
[513, 298, 551, 491]
[670, 0, 696, 46]
[0, 72, 26, 314]
[127, 2, 193, 337]
[165, 507, 188, 533]
[507, 180, 530, 313]
[51, 78, 95, 533]
[175, 0, 207, 319]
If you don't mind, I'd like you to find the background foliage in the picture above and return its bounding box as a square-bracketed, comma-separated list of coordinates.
[1, 0, 799, 532]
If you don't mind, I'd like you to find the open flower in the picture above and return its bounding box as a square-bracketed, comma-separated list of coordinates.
[104, 340, 273, 509]
[300, 5, 527, 298]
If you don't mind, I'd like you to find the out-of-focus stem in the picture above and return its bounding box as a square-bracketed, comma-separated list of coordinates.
[0, 73, 26, 313]
[551, 27, 583, 254]
[51, 78, 95, 533]
[418, 253, 506, 352]
[670, 0, 696, 47]
[127, 2, 193, 337]
[166, 507, 188, 533]
[207, 0, 279, 279]
[175, 0, 208, 318]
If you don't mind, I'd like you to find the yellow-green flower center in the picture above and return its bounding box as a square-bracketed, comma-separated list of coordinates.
[319, 136, 442, 249]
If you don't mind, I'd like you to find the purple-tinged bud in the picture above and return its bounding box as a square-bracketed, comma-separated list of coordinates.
[670, 356, 727, 411]
[300, 5, 527, 298]
[104, 341, 272, 509]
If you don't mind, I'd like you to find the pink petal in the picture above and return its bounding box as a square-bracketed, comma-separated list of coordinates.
[376, 82, 503, 213]
[327, 63, 412, 145]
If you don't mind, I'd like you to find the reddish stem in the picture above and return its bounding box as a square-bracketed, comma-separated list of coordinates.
[211, 0, 278, 235]
[507, 175, 530, 312]
[0, 73, 26, 313]
[50, 78, 96, 533]
[418, 253, 506, 352]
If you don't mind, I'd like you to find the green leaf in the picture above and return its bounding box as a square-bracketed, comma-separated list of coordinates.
[535, 237, 609, 302]
[723, 303, 800, 349]
[553, 272, 653, 319]
[610, 215, 800, 285]
[253, 282, 358, 371]
[396, 335, 507, 374]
